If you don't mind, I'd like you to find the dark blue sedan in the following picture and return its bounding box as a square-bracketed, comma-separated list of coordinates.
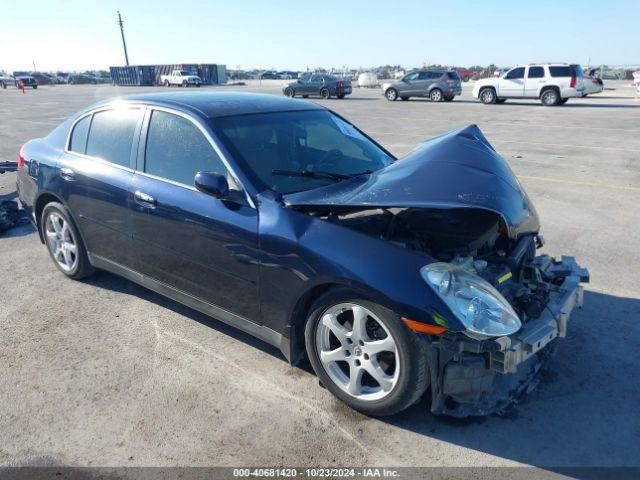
[16, 92, 587, 417]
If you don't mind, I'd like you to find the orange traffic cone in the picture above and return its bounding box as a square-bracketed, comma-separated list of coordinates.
[21, 81, 25, 94]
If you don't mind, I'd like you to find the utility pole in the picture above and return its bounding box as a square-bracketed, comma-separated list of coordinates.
[117, 10, 130, 66]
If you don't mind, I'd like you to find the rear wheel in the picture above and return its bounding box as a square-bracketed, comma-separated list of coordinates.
[33, 85, 37, 89]
[284, 87, 295, 98]
[305, 288, 430, 416]
[541, 88, 560, 106]
[1, 82, 6, 89]
[462, 75, 470, 82]
[430, 88, 443, 102]
[182, 80, 188, 88]
[320, 87, 330, 99]
[41, 202, 94, 280]
[480, 87, 496, 104]
[164, 80, 170, 87]
[385, 88, 398, 101]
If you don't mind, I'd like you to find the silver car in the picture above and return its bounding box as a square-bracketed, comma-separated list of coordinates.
[382, 70, 462, 102]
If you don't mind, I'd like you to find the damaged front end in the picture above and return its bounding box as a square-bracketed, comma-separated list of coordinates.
[283, 124, 589, 417]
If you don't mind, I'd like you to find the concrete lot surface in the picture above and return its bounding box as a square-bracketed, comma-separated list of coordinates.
[1, 81, 639, 468]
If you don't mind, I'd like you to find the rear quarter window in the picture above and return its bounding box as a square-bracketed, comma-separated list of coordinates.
[85, 109, 140, 167]
[445, 72, 460, 80]
[69, 115, 91, 154]
[549, 66, 573, 77]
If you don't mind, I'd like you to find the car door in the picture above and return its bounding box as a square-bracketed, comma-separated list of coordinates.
[129, 107, 260, 321]
[498, 67, 525, 97]
[415, 71, 434, 96]
[399, 71, 420, 95]
[524, 65, 546, 97]
[307, 74, 323, 95]
[57, 106, 142, 268]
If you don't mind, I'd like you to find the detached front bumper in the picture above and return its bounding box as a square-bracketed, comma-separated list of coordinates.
[427, 255, 589, 417]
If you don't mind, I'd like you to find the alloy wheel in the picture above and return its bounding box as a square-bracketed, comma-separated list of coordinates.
[315, 303, 399, 401]
[44, 212, 78, 272]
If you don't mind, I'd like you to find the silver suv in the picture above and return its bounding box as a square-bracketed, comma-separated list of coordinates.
[382, 70, 462, 102]
[473, 63, 585, 106]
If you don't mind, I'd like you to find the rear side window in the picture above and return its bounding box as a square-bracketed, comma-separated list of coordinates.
[528, 66, 545, 78]
[505, 67, 525, 79]
[549, 66, 573, 77]
[86, 109, 140, 167]
[69, 115, 91, 153]
[445, 71, 460, 80]
[144, 110, 226, 186]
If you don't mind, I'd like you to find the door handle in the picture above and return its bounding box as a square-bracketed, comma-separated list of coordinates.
[134, 190, 156, 208]
[60, 167, 75, 181]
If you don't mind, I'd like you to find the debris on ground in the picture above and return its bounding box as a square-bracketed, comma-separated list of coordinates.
[0, 200, 28, 233]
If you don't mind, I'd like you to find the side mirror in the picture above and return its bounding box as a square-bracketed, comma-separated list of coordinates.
[195, 171, 229, 198]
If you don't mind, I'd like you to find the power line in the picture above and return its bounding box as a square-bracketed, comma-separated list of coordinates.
[117, 10, 130, 66]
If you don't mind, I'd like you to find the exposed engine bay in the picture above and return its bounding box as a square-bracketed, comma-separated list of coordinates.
[315, 205, 589, 417]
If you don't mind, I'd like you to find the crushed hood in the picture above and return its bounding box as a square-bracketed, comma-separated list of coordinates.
[282, 125, 540, 238]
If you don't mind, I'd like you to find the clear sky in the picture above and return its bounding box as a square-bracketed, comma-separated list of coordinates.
[1, 0, 638, 72]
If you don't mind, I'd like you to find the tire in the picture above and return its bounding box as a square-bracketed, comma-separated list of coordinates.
[41, 202, 94, 280]
[304, 287, 430, 416]
[320, 88, 330, 99]
[479, 87, 497, 104]
[385, 88, 398, 101]
[1, 82, 6, 89]
[164, 80, 170, 87]
[182, 80, 188, 88]
[540, 88, 559, 106]
[444, 95, 454, 102]
[337, 94, 345, 99]
[495, 98, 507, 104]
[284, 87, 294, 98]
[400, 96, 409, 101]
[462, 75, 470, 82]
[429, 88, 443, 102]
[33, 85, 37, 89]
[196, 84, 201, 88]
[559, 98, 569, 104]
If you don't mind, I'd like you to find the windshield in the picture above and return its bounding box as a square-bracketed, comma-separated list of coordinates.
[179, 71, 191, 76]
[212, 110, 394, 194]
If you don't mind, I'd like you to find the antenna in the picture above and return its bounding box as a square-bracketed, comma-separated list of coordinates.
[117, 10, 130, 66]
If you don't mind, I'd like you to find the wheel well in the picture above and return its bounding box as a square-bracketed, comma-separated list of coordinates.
[480, 86, 496, 94]
[539, 85, 559, 97]
[34, 192, 62, 241]
[288, 283, 340, 365]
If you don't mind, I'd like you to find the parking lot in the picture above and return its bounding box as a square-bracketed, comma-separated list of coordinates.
[1, 81, 639, 469]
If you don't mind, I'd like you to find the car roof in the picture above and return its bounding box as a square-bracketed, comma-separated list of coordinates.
[105, 92, 325, 119]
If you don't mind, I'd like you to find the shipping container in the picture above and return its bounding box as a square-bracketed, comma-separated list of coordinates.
[110, 64, 227, 86]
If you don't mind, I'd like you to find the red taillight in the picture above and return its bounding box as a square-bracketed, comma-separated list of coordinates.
[17, 143, 26, 169]
[570, 76, 576, 88]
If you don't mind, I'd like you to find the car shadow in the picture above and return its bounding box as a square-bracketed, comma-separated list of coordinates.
[382, 290, 640, 469]
[83, 270, 285, 361]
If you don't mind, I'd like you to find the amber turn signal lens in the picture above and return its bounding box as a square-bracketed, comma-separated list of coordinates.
[402, 317, 446, 335]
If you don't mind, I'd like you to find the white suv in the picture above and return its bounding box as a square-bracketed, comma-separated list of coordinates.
[473, 64, 585, 106]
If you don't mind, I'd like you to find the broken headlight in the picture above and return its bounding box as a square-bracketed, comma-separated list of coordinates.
[420, 263, 521, 339]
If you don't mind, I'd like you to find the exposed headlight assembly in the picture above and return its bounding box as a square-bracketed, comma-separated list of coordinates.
[420, 263, 521, 339]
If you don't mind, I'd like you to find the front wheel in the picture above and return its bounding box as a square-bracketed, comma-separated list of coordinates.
[182, 80, 188, 88]
[429, 88, 443, 102]
[320, 88, 330, 99]
[305, 288, 430, 416]
[479, 87, 496, 104]
[385, 88, 398, 101]
[41, 202, 94, 280]
[284, 87, 295, 98]
[33, 85, 38, 89]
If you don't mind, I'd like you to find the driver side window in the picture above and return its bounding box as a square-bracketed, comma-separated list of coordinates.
[505, 67, 525, 80]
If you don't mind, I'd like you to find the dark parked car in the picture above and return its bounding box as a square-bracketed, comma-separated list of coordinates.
[68, 74, 98, 85]
[382, 70, 461, 102]
[283, 73, 352, 99]
[17, 93, 588, 417]
[14, 74, 38, 89]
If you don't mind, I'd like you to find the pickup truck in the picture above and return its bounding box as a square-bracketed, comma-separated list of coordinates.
[1, 71, 14, 89]
[160, 70, 202, 87]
